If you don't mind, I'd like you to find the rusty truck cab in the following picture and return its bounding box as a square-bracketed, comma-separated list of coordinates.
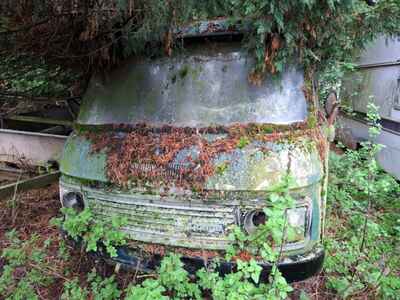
[59, 21, 329, 282]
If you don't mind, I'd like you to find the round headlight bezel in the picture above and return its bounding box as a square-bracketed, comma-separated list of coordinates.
[243, 210, 267, 234]
[62, 191, 85, 212]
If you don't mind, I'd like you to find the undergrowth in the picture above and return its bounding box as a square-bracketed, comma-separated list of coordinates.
[1, 181, 296, 299]
[52, 208, 128, 258]
[323, 103, 400, 299]
[0, 230, 70, 300]
[59, 180, 295, 299]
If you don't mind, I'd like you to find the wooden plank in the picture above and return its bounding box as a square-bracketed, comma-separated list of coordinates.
[0, 165, 27, 174]
[5, 115, 73, 127]
[0, 171, 28, 182]
[0, 171, 60, 200]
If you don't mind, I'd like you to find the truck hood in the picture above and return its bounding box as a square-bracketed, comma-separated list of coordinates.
[60, 131, 325, 191]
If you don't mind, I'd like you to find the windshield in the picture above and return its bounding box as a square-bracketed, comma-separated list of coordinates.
[78, 42, 308, 127]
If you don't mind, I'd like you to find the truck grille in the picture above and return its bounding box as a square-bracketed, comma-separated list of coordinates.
[83, 188, 237, 250]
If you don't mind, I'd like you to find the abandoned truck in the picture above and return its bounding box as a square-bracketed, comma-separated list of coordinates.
[59, 21, 333, 282]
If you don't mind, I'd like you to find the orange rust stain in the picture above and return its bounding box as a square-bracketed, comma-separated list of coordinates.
[232, 250, 253, 262]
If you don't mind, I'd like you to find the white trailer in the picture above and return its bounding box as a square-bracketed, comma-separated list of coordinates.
[339, 35, 400, 179]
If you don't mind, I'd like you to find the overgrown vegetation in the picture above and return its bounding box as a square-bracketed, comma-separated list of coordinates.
[1, 1, 400, 108]
[0, 231, 55, 299]
[2, 179, 296, 299]
[1, 1, 400, 299]
[53, 208, 128, 258]
[323, 103, 400, 299]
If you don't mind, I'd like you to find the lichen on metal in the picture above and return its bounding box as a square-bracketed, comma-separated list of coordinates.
[206, 138, 323, 191]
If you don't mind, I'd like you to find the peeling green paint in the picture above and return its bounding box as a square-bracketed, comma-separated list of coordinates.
[60, 134, 108, 182]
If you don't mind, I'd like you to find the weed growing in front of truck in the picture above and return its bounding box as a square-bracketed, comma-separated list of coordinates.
[237, 136, 250, 149]
[224, 177, 296, 299]
[61, 279, 89, 300]
[54, 178, 296, 299]
[0, 231, 55, 299]
[125, 254, 202, 299]
[127, 178, 296, 299]
[61, 270, 121, 300]
[325, 102, 400, 299]
[54, 208, 128, 258]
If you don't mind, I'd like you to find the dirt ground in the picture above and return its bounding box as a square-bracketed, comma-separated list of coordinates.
[0, 184, 331, 299]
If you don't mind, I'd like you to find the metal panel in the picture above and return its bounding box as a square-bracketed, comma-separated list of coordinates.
[61, 179, 237, 250]
[339, 116, 400, 180]
[78, 42, 307, 127]
[60, 133, 324, 191]
[340, 35, 400, 180]
[343, 64, 400, 121]
[0, 129, 67, 166]
[60, 177, 317, 252]
[342, 35, 400, 121]
[359, 36, 400, 66]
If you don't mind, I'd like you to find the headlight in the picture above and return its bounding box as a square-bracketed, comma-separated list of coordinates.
[286, 206, 307, 243]
[62, 191, 84, 211]
[243, 210, 266, 234]
[242, 206, 308, 243]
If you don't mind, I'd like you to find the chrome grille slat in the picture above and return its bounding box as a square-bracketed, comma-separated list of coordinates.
[93, 212, 176, 228]
[93, 213, 228, 234]
[91, 202, 176, 221]
[90, 193, 234, 213]
[93, 208, 229, 227]
[91, 202, 234, 233]
[122, 227, 232, 241]
[121, 229, 231, 249]
[80, 188, 236, 250]
[89, 197, 232, 219]
[94, 212, 228, 232]
[91, 200, 230, 219]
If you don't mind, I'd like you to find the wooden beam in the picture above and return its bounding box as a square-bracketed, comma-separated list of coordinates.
[5, 115, 73, 127]
[0, 171, 60, 200]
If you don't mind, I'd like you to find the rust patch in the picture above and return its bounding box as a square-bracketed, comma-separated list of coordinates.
[314, 112, 329, 163]
[232, 250, 253, 262]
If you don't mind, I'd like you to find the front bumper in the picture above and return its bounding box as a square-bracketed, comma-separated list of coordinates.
[106, 245, 324, 283]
